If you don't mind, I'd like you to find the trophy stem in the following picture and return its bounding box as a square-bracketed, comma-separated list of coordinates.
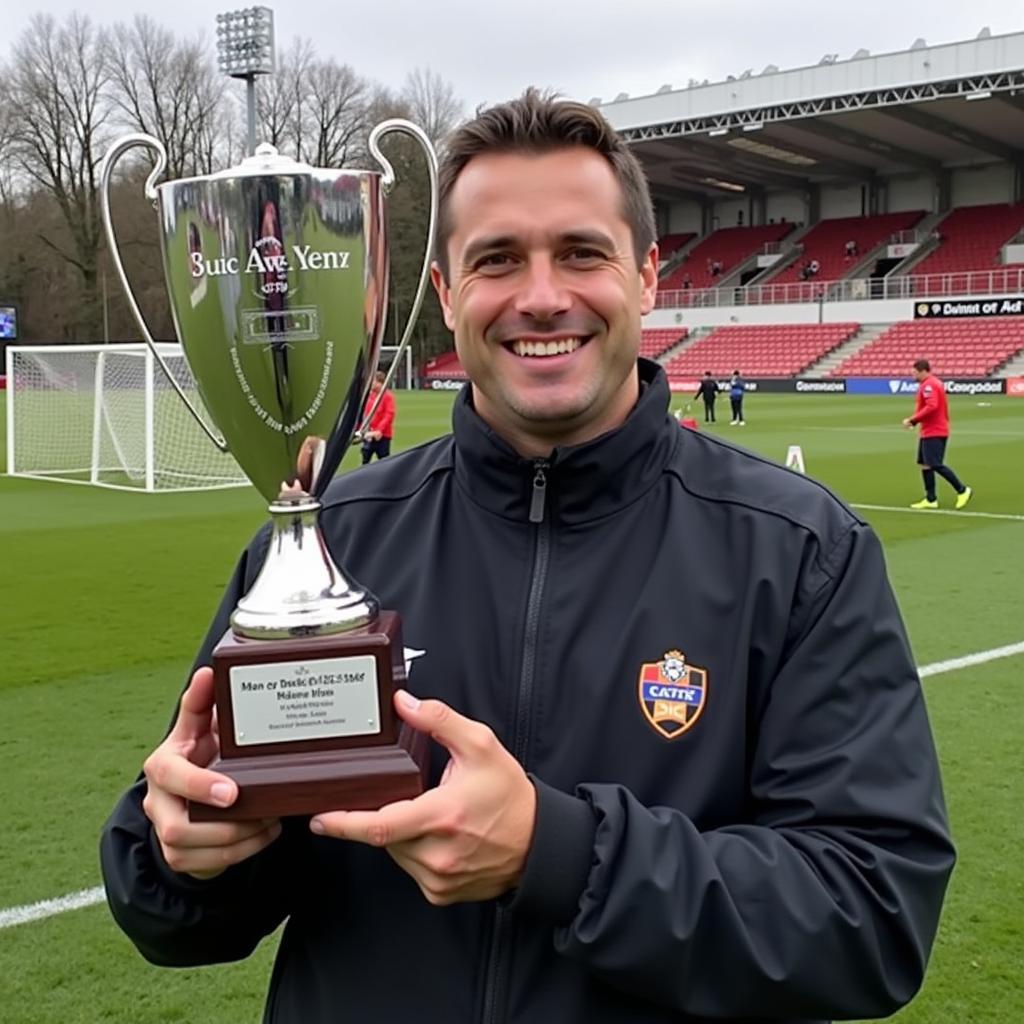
[231, 497, 379, 640]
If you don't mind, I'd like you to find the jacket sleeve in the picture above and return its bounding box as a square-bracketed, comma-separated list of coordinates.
[99, 527, 296, 967]
[513, 523, 955, 1020]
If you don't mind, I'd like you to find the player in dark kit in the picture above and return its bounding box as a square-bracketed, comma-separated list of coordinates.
[728, 370, 746, 425]
[903, 359, 972, 510]
[694, 371, 719, 422]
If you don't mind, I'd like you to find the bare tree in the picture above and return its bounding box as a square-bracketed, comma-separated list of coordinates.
[201, 95, 247, 170]
[8, 13, 113, 340]
[108, 15, 222, 178]
[0, 84, 17, 210]
[257, 36, 314, 156]
[307, 59, 368, 166]
[358, 84, 457, 363]
[402, 67, 463, 146]
[255, 42, 368, 166]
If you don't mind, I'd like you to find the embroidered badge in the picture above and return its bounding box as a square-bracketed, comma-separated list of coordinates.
[638, 650, 707, 739]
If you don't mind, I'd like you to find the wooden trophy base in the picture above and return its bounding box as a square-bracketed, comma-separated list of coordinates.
[189, 611, 429, 821]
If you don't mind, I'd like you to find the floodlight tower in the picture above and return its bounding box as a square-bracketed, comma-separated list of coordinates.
[216, 7, 276, 155]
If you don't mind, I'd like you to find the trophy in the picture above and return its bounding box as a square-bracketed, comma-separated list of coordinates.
[100, 123, 438, 821]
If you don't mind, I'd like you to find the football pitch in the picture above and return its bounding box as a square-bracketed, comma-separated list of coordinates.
[1, 388, 1022, 1023]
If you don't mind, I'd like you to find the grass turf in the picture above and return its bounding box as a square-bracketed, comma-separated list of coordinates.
[1, 388, 1022, 1022]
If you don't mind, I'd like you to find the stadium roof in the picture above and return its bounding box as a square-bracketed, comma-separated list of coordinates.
[596, 31, 1024, 200]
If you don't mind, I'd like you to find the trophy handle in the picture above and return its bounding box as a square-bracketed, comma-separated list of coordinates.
[361, 119, 440, 431]
[99, 134, 228, 452]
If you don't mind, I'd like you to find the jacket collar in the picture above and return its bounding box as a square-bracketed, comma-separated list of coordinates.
[451, 358, 679, 524]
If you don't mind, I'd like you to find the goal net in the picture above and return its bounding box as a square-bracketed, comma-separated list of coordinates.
[5, 344, 249, 492]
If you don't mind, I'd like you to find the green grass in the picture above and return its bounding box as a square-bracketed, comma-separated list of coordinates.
[1, 388, 1022, 1023]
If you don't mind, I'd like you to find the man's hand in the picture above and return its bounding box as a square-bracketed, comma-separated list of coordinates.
[310, 692, 537, 906]
[902, 418, 914, 429]
[142, 667, 282, 880]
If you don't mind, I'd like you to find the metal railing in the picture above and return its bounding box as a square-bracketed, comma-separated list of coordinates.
[654, 267, 1024, 310]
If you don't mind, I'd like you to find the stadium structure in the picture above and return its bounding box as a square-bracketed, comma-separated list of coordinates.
[423, 29, 1024, 399]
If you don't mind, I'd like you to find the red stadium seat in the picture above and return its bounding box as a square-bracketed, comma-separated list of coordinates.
[661, 323, 859, 377]
[770, 212, 925, 285]
[833, 317, 1024, 376]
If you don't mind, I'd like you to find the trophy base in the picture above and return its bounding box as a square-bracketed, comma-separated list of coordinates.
[188, 610, 429, 821]
[188, 721, 428, 820]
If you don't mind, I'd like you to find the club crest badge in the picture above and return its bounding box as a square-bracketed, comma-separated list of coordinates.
[638, 650, 708, 739]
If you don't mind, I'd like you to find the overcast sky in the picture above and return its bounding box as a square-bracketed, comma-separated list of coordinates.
[6, 0, 1022, 109]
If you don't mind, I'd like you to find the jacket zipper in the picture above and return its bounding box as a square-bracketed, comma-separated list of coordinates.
[480, 460, 551, 1024]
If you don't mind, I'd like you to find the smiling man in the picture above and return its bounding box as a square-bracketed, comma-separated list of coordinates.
[101, 90, 954, 1024]
[431, 141, 657, 455]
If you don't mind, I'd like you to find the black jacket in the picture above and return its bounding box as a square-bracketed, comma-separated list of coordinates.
[695, 378, 719, 401]
[101, 360, 954, 1024]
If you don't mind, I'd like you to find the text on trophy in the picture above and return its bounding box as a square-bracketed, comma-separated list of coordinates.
[189, 245, 352, 278]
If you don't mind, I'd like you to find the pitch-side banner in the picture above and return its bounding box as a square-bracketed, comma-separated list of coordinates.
[913, 297, 1024, 319]
[666, 377, 1007, 395]
[668, 378, 844, 393]
[846, 377, 1006, 395]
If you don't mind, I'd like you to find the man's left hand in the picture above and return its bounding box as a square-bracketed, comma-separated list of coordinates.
[902, 418, 914, 429]
[310, 692, 537, 906]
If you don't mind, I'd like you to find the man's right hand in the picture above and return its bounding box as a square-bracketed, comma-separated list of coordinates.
[142, 667, 282, 880]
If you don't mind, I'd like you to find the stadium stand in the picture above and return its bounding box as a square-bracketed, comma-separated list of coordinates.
[657, 232, 696, 265]
[834, 318, 1024, 377]
[910, 203, 1024, 296]
[661, 323, 860, 377]
[661, 223, 795, 291]
[640, 327, 687, 359]
[769, 212, 925, 284]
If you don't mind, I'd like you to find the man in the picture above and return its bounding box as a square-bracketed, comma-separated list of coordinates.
[694, 370, 719, 422]
[101, 90, 953, 1024]
[360, 369, 396, 463]
[903, 358, 972, 510]
[728, 368, 746, 425]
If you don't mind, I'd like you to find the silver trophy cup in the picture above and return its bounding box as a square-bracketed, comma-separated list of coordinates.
[100, 123, 438, 819]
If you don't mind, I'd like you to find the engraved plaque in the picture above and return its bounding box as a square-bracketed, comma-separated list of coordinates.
[230, 654, 380, 746]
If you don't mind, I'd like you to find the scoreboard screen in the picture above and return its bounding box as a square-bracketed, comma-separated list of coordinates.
[0, 306, 17, 340]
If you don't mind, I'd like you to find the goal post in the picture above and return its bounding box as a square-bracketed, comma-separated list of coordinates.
[379, 344, 414, 389]
[6, 343, 248, 493]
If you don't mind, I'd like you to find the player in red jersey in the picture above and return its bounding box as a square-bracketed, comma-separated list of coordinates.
[902, 359, 972, 510]
[359, 369, 396, 464]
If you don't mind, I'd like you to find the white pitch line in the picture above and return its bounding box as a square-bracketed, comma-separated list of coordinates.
[918, 640, 1024, 678]
[0, 885, 105, 930]
[852, 503, 1024, 522]
[4, 637, 1024, 932]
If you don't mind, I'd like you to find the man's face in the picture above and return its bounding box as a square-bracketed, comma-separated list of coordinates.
[431, 148, 658, 456]
[913, 367, 928, 382]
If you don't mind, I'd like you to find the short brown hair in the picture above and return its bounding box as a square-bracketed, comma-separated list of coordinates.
[913, 359, 931, 372]
[435, 88, 656, 279]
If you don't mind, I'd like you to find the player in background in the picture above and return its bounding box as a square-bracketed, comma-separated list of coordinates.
[694, 370, 719, 423]
[728, 369, 746, 425]
[903, 358, 972, 510]
[360, 369, 396, 464]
